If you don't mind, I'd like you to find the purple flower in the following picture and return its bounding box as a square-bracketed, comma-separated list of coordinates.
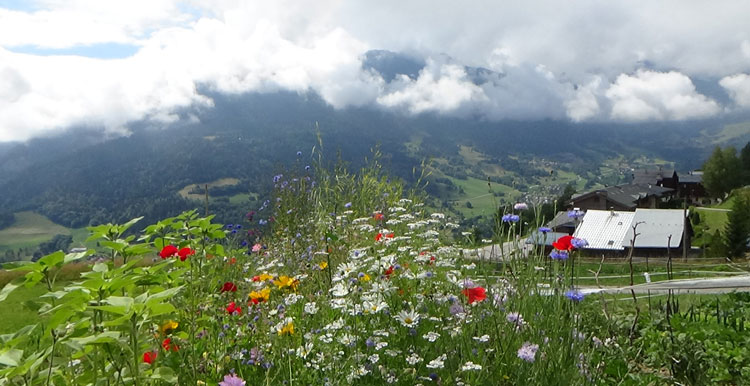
[571, 238, 588, 249]
[517, 342, 539, 363]
[449, 302, 465, 315]
[219, 374, 246, 386]
[565, 290, 585, 303]
[513, 202, 528, 211]
[502, 214, 520, 223]
[549, 250, 569, 260]
[506, 312, 524, 326]
[273, 174, 283, 183]
[538, 227, 552, 233]
[344, 202, 352, 208]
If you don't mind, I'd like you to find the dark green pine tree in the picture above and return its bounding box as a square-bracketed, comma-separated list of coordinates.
[740, 141, 750, 186]
[724, 194, 750, 258]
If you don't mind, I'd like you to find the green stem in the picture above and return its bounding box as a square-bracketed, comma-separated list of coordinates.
[130, 313, 139, 386]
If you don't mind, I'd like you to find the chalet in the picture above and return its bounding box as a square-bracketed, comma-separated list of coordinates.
[545, 211, 578, 234]
[677, 171, 707, 200]
[572, 209, 692, 257]
[569, 183, 674, 211]
[632, 168, 678, 190]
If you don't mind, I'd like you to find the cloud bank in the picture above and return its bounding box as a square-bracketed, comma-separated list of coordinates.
[1, 0, 750, 141]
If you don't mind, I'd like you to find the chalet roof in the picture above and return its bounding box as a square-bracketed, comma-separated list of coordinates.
[572, 208, 688, 250]
[571, 183, 673, 209]
[573, 210, 635, 250]
[678, 173, 702, 184]
[632, 168, 676, 184]
[623, 208, 687, 248]
[525, 231, 571, 246]
[546, 211, 577, 230]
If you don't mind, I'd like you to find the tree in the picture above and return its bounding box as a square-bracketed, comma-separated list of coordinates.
[702, 146, 742, 199]
[740, 141, 750, 186]
[724, 193, 750, 258]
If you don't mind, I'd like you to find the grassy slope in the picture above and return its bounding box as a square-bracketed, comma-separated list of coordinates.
[0, 212, 71, 251]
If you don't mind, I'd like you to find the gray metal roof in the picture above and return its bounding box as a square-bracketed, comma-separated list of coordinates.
[573, 210, 635, 250]
[624, 209, 687, 248]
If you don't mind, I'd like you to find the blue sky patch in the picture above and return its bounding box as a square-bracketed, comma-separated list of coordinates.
[9, 42, 140, 59]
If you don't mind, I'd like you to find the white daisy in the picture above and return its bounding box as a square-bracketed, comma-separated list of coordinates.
[394, 309, 421, 328]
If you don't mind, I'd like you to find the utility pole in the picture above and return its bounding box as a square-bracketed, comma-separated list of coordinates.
[683, 195, 688, 262]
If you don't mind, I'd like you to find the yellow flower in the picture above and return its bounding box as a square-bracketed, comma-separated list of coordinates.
[255, 273, 273, 282]
[274, 275, 299, 291]
[159, 320, 179, 335]
[318, 261, 328, 270]
[278, 321, 294, 336]
[359, 273, 371, 282]
[249, 287, 271, 303]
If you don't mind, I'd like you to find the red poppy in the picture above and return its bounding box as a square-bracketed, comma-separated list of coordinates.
[462, 286, 487, 304]
[221, 282, 238, 293]
[552, 235, 574, 251]
[161, 338, 179, 352]
[159, 245, 178, 259]
[373, 213, 384, 221]
[375, 233, 383, 242]
[384, 265, 394, 277]
[386, 233, 395, 239]
[226, 301, 242, 315]
[177, 247, 195, 261]
[143, 351, 157, 364]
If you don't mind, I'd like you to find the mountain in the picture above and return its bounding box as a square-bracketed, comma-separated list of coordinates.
[0, 89, 745, 232]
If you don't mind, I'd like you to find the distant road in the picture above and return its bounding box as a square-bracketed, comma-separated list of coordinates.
[582, 275, 750, 295]
[695, 207, 731, 212]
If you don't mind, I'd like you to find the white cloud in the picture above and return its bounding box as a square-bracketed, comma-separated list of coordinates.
[2, 1, 750, 141]
[0, 0, 191, 48]
[719, 73, 750, 108]
[605, 70, 720, 121]
[377, 59, 486, 114]
[566, 77, 603, 122]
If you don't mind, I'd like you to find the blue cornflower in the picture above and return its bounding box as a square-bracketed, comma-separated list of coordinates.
[538, 226, 552, 233]
[549, 250, 569, 260]
[571, 237, 589, 249]
[502, 214, 520, 223]
[344, 202, 352, 208]
[296, 151, 302, 156]
[565, 289, 585, 302]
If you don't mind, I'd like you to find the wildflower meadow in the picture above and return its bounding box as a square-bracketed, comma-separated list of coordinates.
[0, 150, 748, 385]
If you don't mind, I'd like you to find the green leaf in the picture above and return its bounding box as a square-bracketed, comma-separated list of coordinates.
[93, 296, 134, 315]
[147, 286, 183, 303]
[120, 216, 143, 234]
[92, 263, 108, 273]
[152, 366, 177, 383]
[64, 250, 91, 264]
[0, 349, 23, 367]
[0, 278, 23, 303]
[38, 251, 65, 267]
[147, 302, 176, 317]
[71, 331, 121, 346]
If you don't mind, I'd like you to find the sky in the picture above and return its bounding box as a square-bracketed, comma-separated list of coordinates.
[0, 0, 749, 142]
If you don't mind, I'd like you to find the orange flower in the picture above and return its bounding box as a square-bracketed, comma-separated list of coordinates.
[373, 213, 384, 221]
